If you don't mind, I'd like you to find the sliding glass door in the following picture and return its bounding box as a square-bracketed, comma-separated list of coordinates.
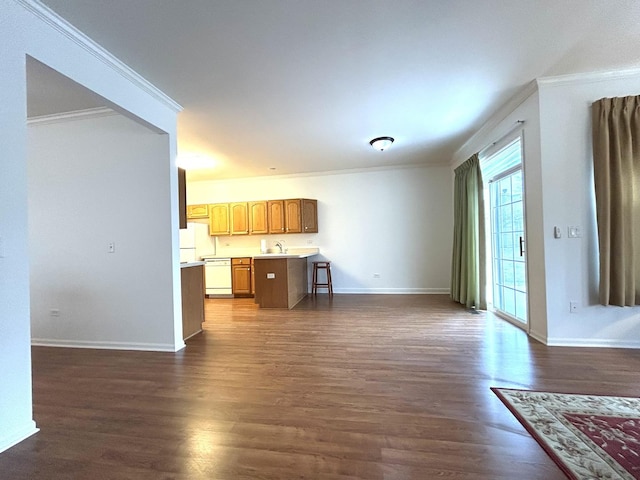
[482, 137, 528, 328]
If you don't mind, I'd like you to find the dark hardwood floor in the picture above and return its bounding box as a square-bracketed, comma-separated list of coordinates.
[2, 294, 640, 479]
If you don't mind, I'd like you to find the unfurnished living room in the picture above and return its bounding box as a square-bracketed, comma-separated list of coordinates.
[2, 1, 640, 479]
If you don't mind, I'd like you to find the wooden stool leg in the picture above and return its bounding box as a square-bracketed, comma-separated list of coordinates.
[312, 263, 318, 295]
[327, 265, 333, 296]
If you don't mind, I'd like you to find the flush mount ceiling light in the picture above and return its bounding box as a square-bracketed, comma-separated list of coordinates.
[369, 136, 394, 151]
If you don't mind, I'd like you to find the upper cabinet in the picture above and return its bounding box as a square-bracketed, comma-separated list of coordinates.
[302, 199, 318, 233]
[284, 199, 302, 233]
[249, 201, 268, 235]
[267, 200, 286, 234]
[283, 198, 318, 234]
[206, 198, 318, 236]
[186, 204, 209, 219]
[209, 203, 230, 236]
[230, 202, 249, 235]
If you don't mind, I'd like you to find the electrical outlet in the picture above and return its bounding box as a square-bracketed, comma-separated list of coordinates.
[108, 242, 116, 253]
[50, 308, 60, 317]
[373, 273, 381, 278]
[568, 226, 582, 238]
[569, 301, 578, 313]
[307, 239, 313, 244]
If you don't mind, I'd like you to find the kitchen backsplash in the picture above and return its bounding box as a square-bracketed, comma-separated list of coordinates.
[216, 232, 318, 254]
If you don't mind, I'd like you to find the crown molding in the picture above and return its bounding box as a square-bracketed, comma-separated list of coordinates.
[27, 107, 117, 125]
[187, 161, 450, 184]
[452, 81, 538, 167]
[16, 0, 183, 113]
[537, 66, 640, 88]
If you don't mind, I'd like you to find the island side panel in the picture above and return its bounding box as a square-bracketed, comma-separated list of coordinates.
[254, 258, 289, 308]
[287, 258, 308, 309]
[181, 264, 205, 340]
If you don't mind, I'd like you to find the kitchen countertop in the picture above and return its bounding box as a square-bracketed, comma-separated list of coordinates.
[180, 261, 205, 268]
[201, 248, 319, 260]
[253, 251, 318, 259]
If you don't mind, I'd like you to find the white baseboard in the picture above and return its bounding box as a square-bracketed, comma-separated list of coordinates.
[325, 288, 450, 294]
[545, 337, 640, 349]
[0, 421, 39, 454]
[528, 329, 547, 345]
[526, 331, 640, 349]
[31, 338, 180, 352]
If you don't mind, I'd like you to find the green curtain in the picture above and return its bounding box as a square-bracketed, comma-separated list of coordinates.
[451, 154, 486, 309]
[592, 95, 640, 306]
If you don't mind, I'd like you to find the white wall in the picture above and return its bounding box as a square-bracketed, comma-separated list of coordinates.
[0, 0, 180, 453]
[188, 165, 453, 293]
[538, 72, 640, 347]
[28, 113, 177, 350]
[0, 9, 35, 453]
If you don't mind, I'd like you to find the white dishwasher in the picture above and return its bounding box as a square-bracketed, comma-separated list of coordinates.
[204, 258, 232, 296]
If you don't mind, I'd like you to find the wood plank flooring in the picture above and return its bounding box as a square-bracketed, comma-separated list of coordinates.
[2, 294, 640, 479]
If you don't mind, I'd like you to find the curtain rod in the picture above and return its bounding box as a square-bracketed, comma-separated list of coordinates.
[478, 120, 525, 158]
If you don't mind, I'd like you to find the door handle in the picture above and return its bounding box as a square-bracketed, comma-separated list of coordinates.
[519, 236, 525, 257]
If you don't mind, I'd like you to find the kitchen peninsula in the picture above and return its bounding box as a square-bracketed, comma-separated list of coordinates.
[253, 250, 319, 309]
[180, 261, 205, 340]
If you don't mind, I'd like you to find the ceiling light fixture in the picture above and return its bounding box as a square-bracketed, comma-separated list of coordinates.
[369, 136, 394, 151]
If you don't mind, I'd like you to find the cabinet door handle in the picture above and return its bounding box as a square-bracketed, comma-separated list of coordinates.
[519, 236, 525, 257]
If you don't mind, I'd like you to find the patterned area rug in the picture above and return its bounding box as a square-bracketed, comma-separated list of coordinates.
[492, 388, 640, 480]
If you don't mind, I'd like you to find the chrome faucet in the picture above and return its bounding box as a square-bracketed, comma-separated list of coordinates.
[275, 241, 284, 253]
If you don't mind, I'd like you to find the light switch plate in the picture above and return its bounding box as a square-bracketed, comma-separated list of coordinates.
[267, 273, 275, 279]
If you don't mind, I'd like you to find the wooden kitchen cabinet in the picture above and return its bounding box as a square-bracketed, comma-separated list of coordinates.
[187, 204, 209, 219]
[232, 257, 252, 297]
[284, 199, 302, 233]
[209, 203, 230, 235]
[178, 168, 187, 229]
[249, 201, 268, 234]
[208, 198, 318, 236]
[230, 202, 249, 235]
[251, 257, 255, 296]
[268, 200, 286, 234]
[302, 199, 318, 233]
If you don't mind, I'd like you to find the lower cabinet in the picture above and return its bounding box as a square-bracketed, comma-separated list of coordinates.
[232, 257, 253, 297]
[251, 257, 255, 296]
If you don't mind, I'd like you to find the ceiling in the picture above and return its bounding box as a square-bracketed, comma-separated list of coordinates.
[33, 0, 640, 181]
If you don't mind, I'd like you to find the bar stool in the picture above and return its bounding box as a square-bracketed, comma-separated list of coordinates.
[312, 261, 333, 295]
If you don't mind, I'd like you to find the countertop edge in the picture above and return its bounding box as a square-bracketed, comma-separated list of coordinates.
[252, 253, 318, 259]
[180, 261, 205, 268]
[202, 248, 320, 260]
